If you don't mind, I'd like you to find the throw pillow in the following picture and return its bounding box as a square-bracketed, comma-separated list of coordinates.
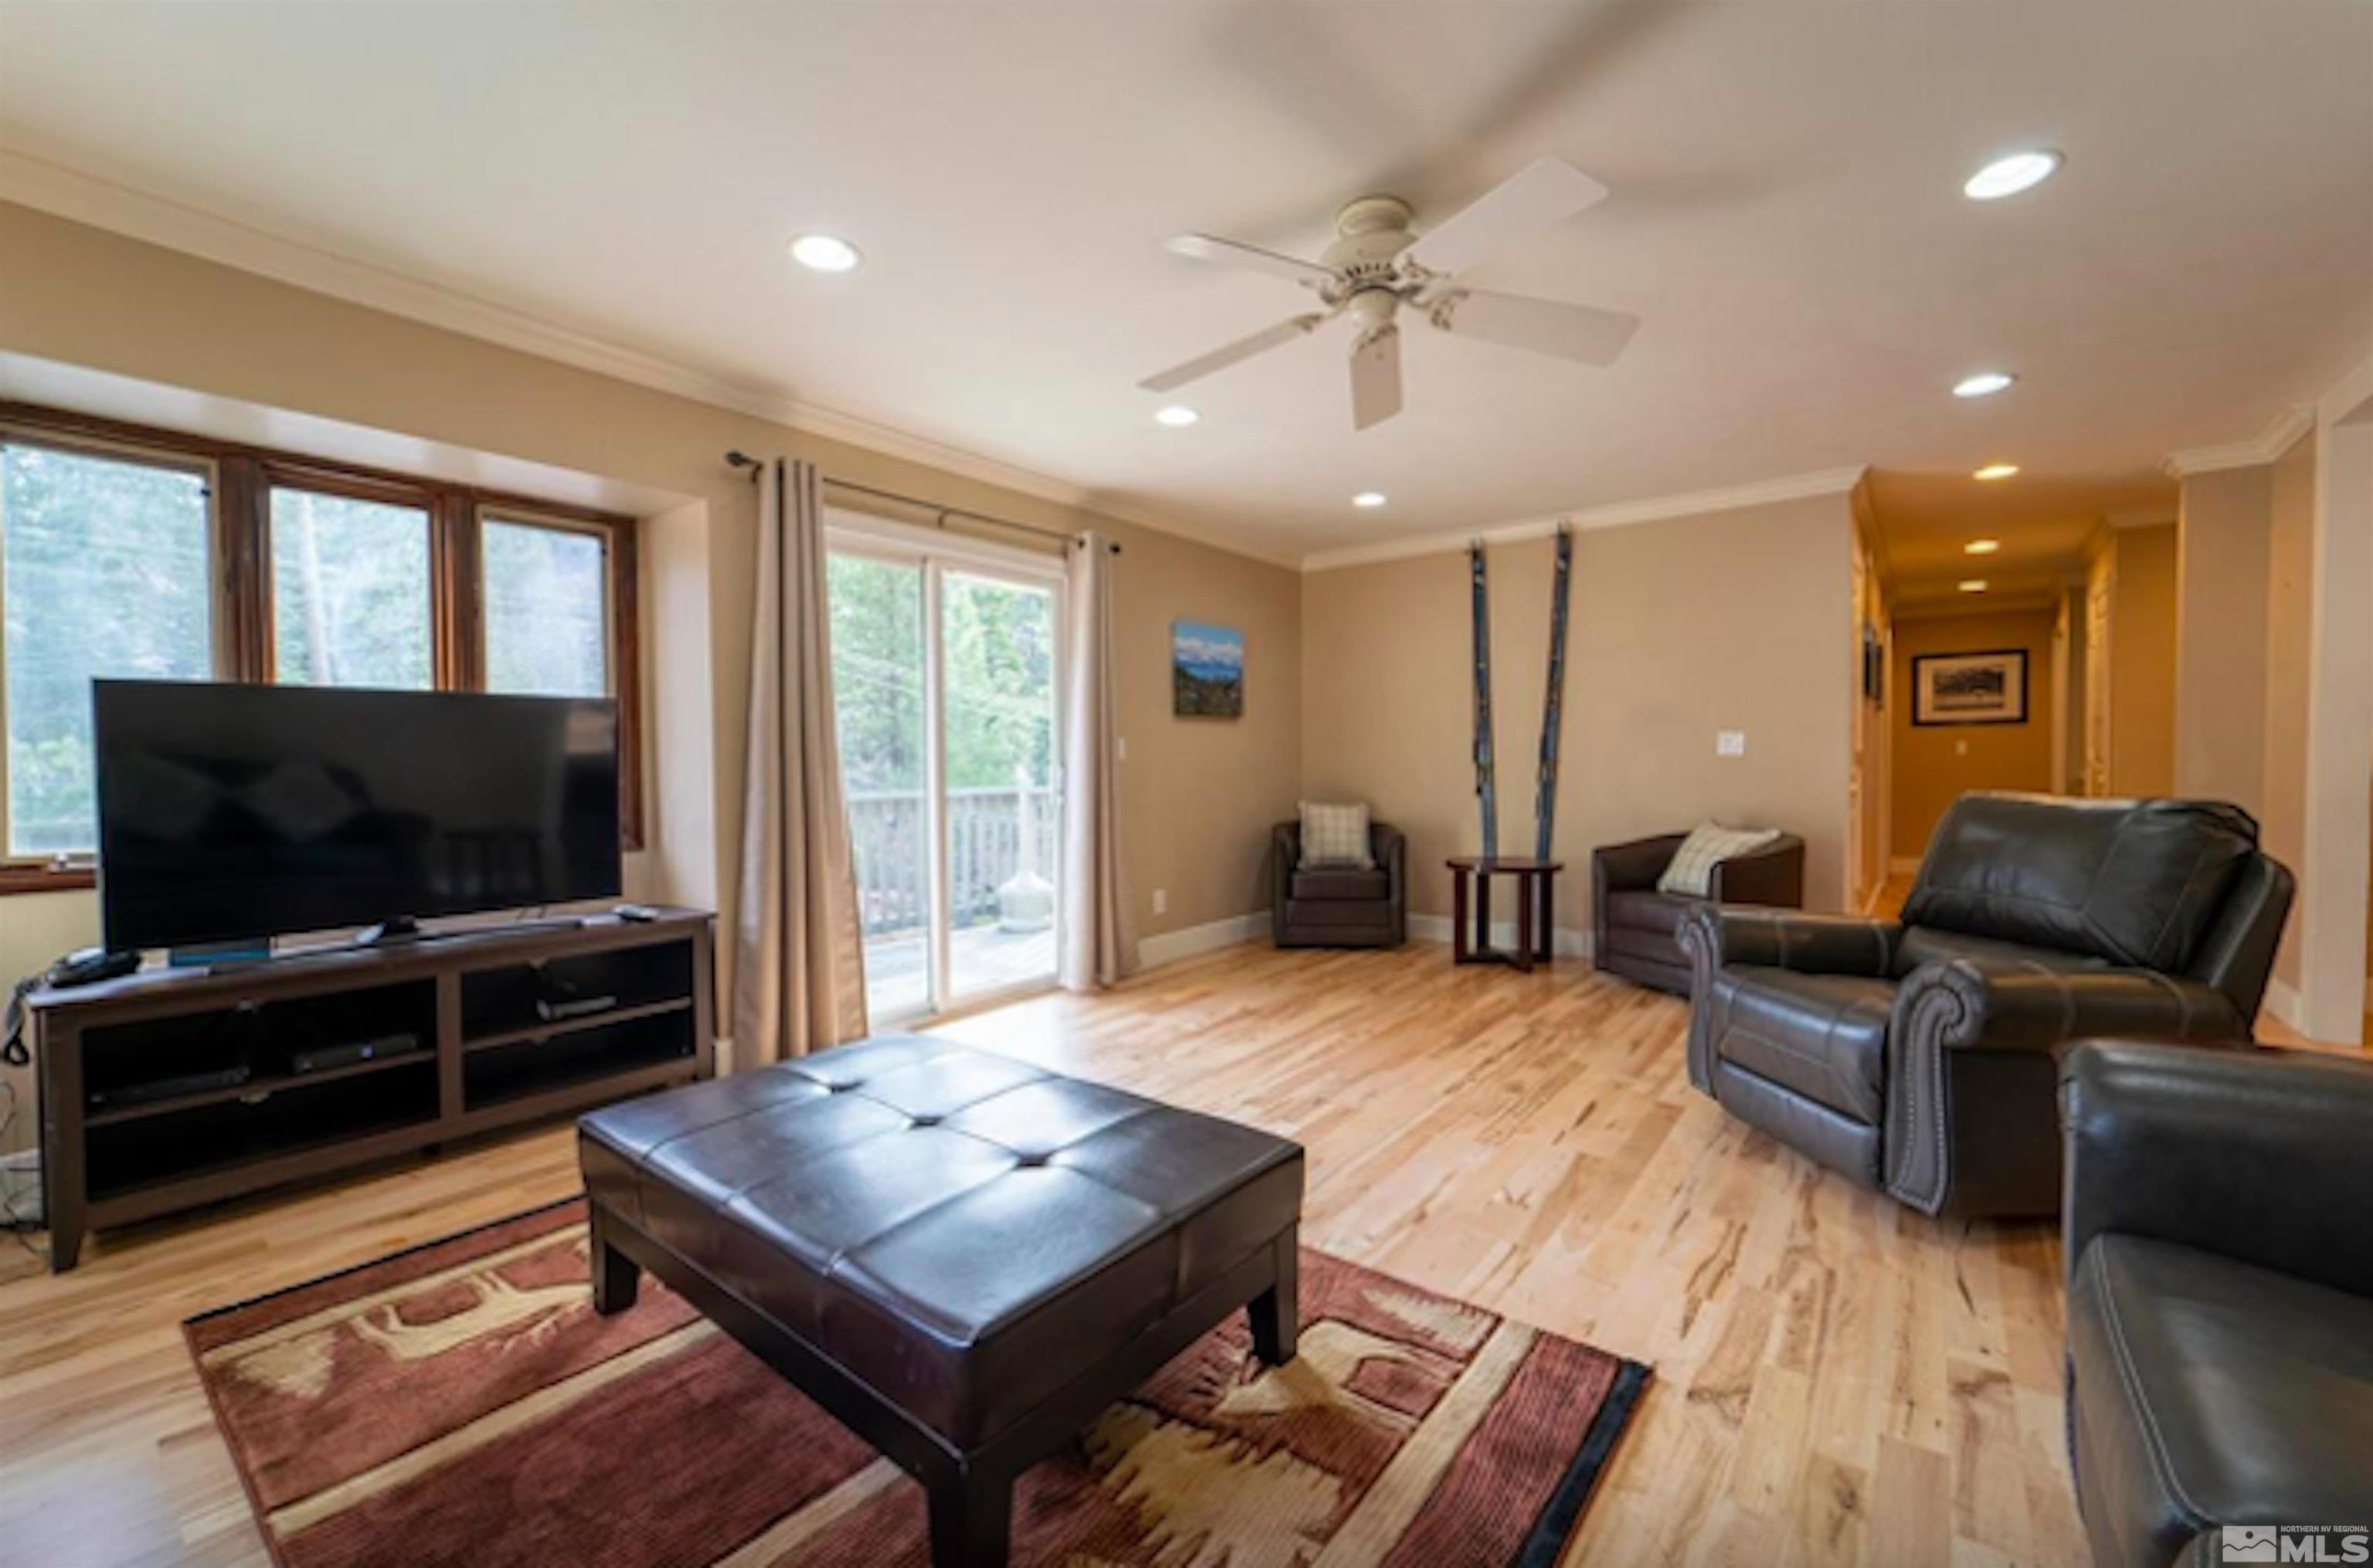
[1656, 823, 1783, 898]
[1299, 801, 1373, 868]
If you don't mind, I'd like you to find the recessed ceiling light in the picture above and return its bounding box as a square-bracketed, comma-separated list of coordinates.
[1973, 463, 2021, 481]
[789, 233, 861, 273]
[1965, 538, 2001, 555]
[1964, 151, 2062, 201]
[1352, 491, 1387, 509]
[1154, 405, 1200, 428]
[1960, 579, 1990, 593]
[1954, 372, 2016, 399]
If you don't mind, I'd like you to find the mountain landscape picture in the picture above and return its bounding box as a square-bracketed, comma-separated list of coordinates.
[1173, 620, 1244, 718]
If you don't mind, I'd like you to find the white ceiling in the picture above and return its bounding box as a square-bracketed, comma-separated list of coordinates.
[1871, 467, 2171, 614]
[2, 2, 2368, 566]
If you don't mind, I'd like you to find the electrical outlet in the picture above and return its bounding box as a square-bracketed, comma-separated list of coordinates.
[1716, 730, 1747, 757]
[1151, 888, 1167, 915]
[1116, 737, 1128, 762]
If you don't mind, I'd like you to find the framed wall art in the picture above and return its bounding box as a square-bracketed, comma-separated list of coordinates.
[1172, 619, 1244, 718]
[1912, 648, 2028, 726]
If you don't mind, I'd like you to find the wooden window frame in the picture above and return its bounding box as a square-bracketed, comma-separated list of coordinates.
[474, 501, 643, 845]
[0, 426, 219, 894]
[0, 401, 646, 897]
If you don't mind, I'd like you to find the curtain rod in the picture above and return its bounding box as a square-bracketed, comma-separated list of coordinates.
[723, 451, 1118, 553]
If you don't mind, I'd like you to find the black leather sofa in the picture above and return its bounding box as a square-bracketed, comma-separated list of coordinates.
[1592, 830, 1804, 994]
[1678, 793, 2293, 1217]
[1271, 819, 1406, 949]
[2060, 1042, 2373, 1566]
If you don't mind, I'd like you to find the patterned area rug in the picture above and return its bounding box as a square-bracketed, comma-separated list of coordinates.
[187, 1200, 1647, 1567]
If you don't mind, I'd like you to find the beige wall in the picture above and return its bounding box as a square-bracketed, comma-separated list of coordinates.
[2057, 585, 2086, 794]
[0, 203, 1303, 1037]
[2171, 440, 2315, 993]
[2175, 466, 2273, 810]
[1889, 609, 2058, 858]
[2164, 433, 2326, 1000]
[2263, 433, 2317, 987]
[2108, 524, 2178, 796]
[1300, 496, 1857, 918]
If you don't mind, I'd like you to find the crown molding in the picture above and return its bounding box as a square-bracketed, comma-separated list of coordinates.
[0, 151, 1304, 569]
[2318, 344, 2373, 426]
[2163, 404, 2314, 478]
[1298, 467, 1869, 573]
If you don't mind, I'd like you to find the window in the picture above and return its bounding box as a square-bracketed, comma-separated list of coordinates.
[0, 404, 647, 881]
[1, 440, 216, 860]
[270, 486, 433, 689]
[483, 517, 609, 697]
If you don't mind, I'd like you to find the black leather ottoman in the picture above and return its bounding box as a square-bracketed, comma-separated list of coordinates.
[577, 1033, 1305, 1568]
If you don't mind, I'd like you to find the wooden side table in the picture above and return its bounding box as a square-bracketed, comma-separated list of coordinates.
[1445, 857, 1563, 972]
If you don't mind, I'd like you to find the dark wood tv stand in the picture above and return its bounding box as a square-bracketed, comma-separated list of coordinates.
[29, 908, 713, 1271]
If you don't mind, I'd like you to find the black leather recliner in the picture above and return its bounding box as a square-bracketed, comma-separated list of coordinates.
[1592, 830, 1805, 995]
[1271, 820, 1406, 949]
[1677, 793, 2294, 1217]
[2060, 1042, 2373, 1566]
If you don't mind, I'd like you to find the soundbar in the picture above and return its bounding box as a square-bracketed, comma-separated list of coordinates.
[87, 1064, 251, 1110]
[535, 994, 619, 1024]
[288, 1032, 423, 1075]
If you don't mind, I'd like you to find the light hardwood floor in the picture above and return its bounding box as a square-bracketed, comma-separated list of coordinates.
[2, 944, 2090, 1566]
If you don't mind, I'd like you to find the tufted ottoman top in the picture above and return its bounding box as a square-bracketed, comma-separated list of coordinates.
[578, 1033, 1303, 1446]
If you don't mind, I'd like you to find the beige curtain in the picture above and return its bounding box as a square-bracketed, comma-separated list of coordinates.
[1061, 531, 1136, 989]
[733, 458, 869, 1064]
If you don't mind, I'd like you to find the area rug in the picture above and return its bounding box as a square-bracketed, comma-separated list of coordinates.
[186, 1200, 1647, 1567]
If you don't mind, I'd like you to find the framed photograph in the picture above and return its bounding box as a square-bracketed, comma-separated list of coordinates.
[1172, 619, 1244, 718]
[1913, 649, 2028, 726]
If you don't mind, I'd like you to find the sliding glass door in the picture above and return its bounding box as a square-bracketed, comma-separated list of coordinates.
[828, 528, 1061, 1022]
[828, 550, 934, 1019]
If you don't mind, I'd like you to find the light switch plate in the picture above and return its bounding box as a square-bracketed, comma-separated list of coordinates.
[1151, 888, 1167, 915]
[1716, 730, 1747, 757]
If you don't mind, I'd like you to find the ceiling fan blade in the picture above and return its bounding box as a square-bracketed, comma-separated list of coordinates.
[1161, 233, 1336, 286]
[1407, 156, 1610, 279]
[1428, 288, 1639, 366]
[1350, 324, 1403, 431]
[1139, 312, 1329, 393]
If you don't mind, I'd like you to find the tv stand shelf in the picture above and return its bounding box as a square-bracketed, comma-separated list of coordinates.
[29, 909, 712, 1271]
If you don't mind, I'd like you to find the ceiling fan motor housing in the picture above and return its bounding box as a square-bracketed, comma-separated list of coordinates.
[1323, 195, 1419, 290]
[1347, 287, 1402, 338]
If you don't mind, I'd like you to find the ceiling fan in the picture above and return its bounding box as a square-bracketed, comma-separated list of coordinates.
[1141, 156, 1640, 431]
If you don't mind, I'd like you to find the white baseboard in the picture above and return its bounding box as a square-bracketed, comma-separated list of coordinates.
[2263, 977, 2304, 1033]
[1408, 912, 1594, 960]
[1132, 908, 1605, 971]
[1137, 911, 1270, 971]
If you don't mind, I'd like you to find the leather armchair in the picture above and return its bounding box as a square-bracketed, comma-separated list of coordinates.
[2059, 1043, 2373, 1565]
[1272, 820, 1405, 949]
[1678, 793, 2293, 1217]
[1592, 830, 1804, 994]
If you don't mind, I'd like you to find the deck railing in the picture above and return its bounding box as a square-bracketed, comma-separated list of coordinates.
[846, 786, 1058, 938]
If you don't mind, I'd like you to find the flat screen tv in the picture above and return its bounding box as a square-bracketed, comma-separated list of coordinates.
[94, 680, 621, 951]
